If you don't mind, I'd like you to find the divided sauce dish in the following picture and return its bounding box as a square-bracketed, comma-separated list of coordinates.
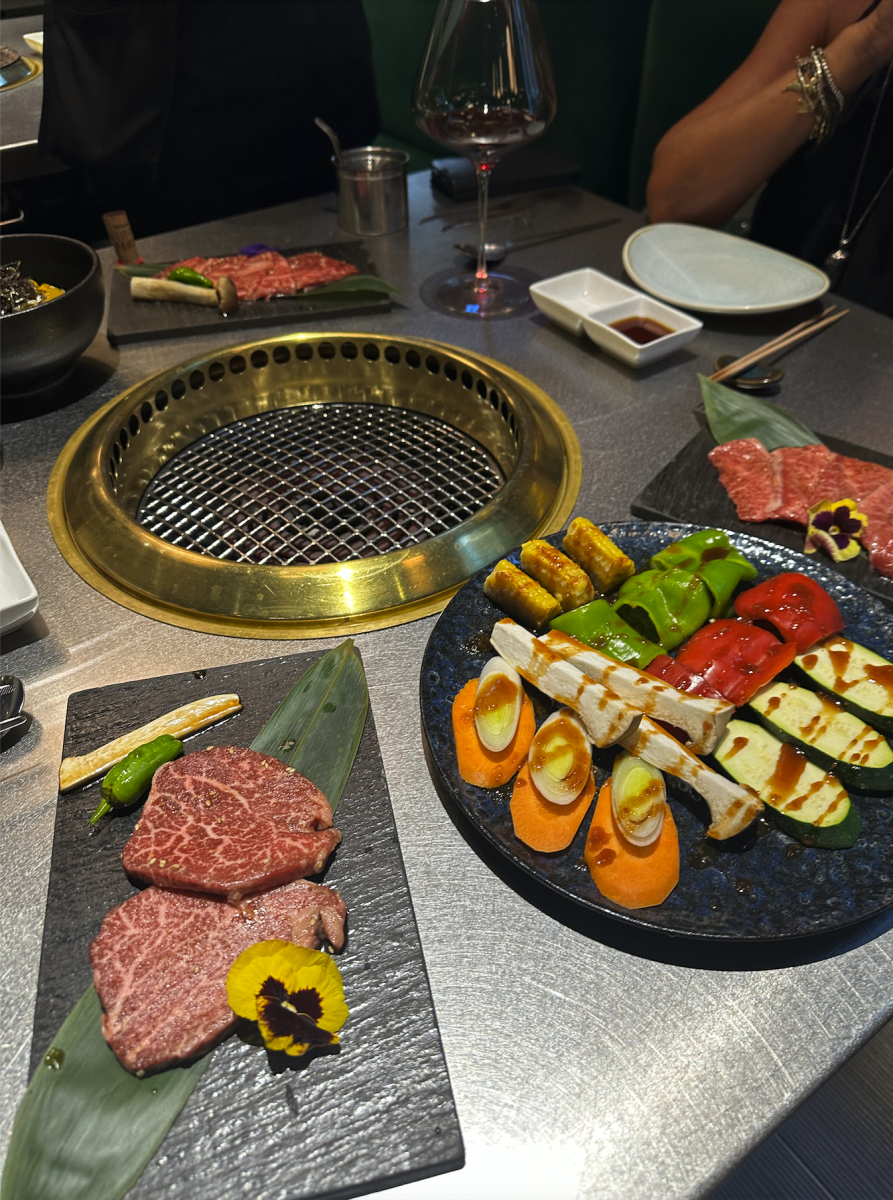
[529, 267, 702, 368]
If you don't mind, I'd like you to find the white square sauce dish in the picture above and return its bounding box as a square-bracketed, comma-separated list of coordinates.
[529, 268, 637, 336]
[530, 266, 702, 367]
[581, 296, 703, 368]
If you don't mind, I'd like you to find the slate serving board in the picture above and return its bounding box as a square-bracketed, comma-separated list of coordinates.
[107, 242, 392, 346]
[420, 522, 893, 942]
[631, 427, 893, 611]
[33, 650, 463, 1200]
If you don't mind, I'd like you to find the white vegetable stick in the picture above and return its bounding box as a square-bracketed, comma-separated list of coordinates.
[540, 629, 734, 755]
[620, 715, 762, 840]
[59, 694, 242, 792]
[490, 618, 641, 748]
[130, 276, 220, 306]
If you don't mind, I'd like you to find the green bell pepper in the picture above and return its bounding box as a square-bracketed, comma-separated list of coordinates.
[549, 599, 662, 669]
[650, 529, 757, 617]
[167, 266, 215, 289]
[89, 734, 183, 824]
[614, 568, 711, 650]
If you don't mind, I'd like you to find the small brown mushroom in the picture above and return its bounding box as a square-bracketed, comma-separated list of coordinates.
[215, 275, 239, 316]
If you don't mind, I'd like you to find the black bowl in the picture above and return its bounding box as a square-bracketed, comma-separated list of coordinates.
[1, 233, 105, 396]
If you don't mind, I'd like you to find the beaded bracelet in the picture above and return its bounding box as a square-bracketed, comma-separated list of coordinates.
[784, 46, 845, 142]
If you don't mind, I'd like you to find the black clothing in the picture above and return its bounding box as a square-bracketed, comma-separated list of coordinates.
[751, 2, 892, 316]
[39, 0, 380, 236]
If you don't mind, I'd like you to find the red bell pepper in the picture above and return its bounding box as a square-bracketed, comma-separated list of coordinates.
[733, 572, 844, 654]
[646, 654, 726, 700]
[673, 619, 796, 706]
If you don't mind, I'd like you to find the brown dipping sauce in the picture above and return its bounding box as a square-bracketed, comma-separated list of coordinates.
[609, 316, 674, 344]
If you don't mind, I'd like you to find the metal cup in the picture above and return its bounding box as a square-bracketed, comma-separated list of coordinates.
[336, 147, 409, 237]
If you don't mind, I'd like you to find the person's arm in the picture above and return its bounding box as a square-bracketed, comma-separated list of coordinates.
[646, 0, 893, 228]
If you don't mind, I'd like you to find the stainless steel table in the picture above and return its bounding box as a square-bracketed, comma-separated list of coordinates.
[2, 173, 892, 1200]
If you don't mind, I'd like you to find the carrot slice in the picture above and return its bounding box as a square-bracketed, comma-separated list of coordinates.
[584, 780, 680, 909]
[452, 678, 535, 788]
[511, 763, 596, 852]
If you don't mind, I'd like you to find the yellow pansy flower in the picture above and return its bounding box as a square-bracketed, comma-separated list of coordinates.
[226, 940, 348, 1057]
[805, 497, 867, 564]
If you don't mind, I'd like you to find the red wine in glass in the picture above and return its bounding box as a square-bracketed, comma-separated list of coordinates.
[413, 0, 556, 317]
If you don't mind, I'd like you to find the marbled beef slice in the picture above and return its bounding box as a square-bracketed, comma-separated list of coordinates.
[707, 438, 782, 521]
[90, 879, 346, 1073]
[122, 746, 341, 900]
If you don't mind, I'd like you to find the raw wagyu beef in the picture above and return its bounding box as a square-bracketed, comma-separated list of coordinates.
[122, 746, 341, 900]
[91, 880, 346, 1073]
[158, 251, 358, 302]
[708, 437, 893, 578]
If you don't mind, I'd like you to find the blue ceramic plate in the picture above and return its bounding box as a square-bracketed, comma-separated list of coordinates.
[420, 522, 893, 941]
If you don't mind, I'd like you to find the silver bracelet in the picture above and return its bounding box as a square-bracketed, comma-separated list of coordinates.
[784, 45, 845, 142]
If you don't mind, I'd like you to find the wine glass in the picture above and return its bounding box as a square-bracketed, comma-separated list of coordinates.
[413, 0, 557, 317]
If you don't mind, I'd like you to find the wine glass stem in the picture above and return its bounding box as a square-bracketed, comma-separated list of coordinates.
[475, 162, 494, 285]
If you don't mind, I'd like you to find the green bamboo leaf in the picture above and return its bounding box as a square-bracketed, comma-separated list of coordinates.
[1, 987, 209, 1200]
[299, 273, 404, 298]
[699, 373, 822, 451]
[115, 262, 173, 278]
[250, 640, 369, 811]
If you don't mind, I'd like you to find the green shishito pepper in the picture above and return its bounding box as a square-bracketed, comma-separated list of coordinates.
[89, 734, 183, 824]
[614, 568, 711, 650]
[650, 529, 758, 617]
[167, 266, 215, 289]
[549, 599, 661, 669]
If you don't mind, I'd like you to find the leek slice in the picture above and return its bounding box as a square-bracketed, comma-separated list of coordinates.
[612, 750, 665, 846]
[529, 708, 592, 804]
[474, 656, 522, 752]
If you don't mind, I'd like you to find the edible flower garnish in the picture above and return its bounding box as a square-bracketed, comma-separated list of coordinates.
[226, 940, 348, 1057]
[805, 498, 867, 563]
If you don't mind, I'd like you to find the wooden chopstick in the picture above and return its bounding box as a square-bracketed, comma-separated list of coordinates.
[709, 307, 837, 381]
[709, 306, 849, 382]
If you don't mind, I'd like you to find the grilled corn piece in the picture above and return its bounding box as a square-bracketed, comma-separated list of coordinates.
[520, 539, 594, 613]
[483, 560, 561, 628]
[563, 517, 635, 594]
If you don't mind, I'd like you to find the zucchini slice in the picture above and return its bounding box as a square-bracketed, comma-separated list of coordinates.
[748, 682, 893, 794]
[714, 719, 861, 848]
[794, 638, 893, 736]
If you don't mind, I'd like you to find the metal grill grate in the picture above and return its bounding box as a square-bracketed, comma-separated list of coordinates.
[137, 403, 505, 566]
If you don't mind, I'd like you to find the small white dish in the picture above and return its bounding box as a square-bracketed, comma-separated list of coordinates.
[581, 296, 703, 368]
[529, 268, 637, 335]
[0, 520, 39, 636]
[23, 32, 43, 54]
[530, 266, 702, 367]
[622, 223, 830, 314]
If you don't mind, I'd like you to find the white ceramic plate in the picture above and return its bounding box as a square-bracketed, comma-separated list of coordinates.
[0, 521, 38, 635]
[622, 223, 830, 314]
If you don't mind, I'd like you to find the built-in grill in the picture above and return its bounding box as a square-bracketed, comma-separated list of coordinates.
[49, 332, 580, 637]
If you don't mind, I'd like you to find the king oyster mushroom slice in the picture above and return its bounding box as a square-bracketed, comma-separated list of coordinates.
[490, 618, 640, 748]
[620, 716, 763, 840]
[540, 629, 734, 755]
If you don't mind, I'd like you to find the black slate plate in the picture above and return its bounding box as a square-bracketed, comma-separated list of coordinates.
[631, 427, 893, 612]
[420, 521, 893, 942]
[107, 242, 391, 346]
[33, 650, 463, 1200]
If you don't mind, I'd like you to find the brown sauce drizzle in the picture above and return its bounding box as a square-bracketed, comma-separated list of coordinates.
[725, 736, 749, 759]
[767, 742, 808, 805]
[473, 672, 518, 721]
[866, 663, 893, 703]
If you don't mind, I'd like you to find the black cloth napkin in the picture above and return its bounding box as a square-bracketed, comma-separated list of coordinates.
[430, 144, 581, 202]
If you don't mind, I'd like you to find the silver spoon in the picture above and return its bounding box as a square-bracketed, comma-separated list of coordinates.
[314, 117, 342, 164]
[455, 217, 620, 264]
[713, 355, 784, 390]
